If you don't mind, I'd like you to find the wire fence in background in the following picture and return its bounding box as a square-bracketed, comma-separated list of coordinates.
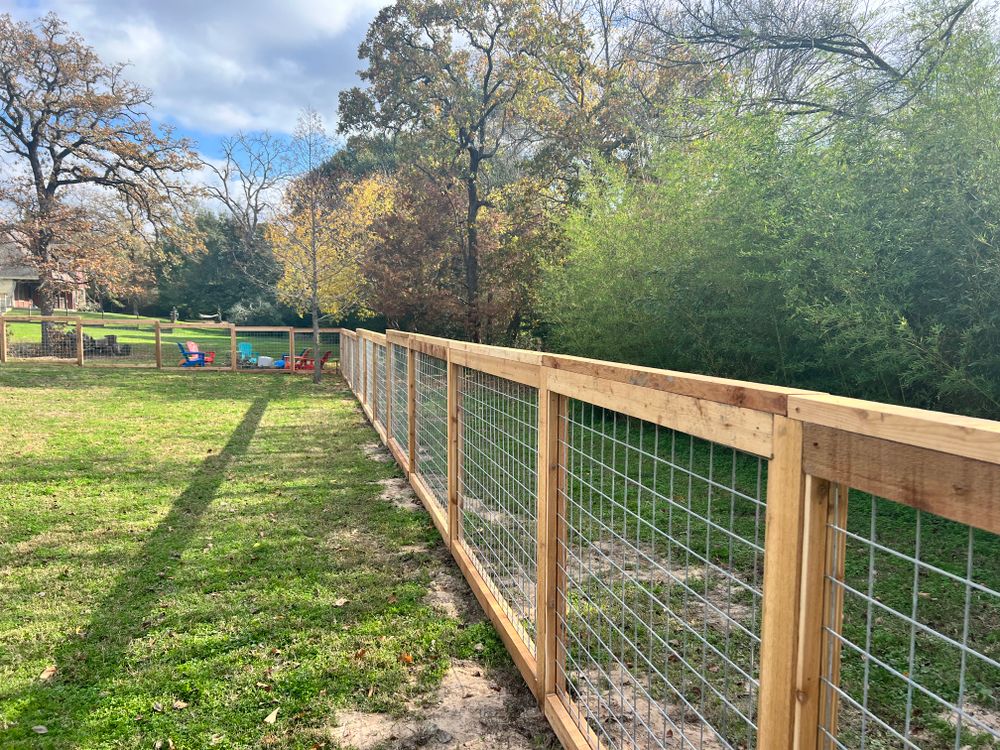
[294, 329, 339, 371]
[390, 343, 409, 452]
[162, 326, 233, 369]
[79, 321, 158, 367]
[3, 320, 78, 361]
[819, 488, 1000, 750]
[555, 401, 766, 750]
[365, 339, 374, 406]
[374, 342, 387, 429]
[235, 329, 292, 370]
[414, 352, 449, 516]
[457, 366, 539, 656]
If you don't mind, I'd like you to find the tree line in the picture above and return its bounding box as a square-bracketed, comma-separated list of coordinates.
[3, 2, 999, 411]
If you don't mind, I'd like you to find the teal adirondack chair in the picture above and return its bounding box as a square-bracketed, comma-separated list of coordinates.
[237, 342, 258, 366]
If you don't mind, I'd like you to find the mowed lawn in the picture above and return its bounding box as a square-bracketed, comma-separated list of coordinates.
[0, 367, 508, 748]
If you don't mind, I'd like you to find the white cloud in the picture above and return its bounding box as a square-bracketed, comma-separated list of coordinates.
[3, 0, 389, 139]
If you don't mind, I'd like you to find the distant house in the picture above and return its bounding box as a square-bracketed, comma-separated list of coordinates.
[0, 244, 86, 313]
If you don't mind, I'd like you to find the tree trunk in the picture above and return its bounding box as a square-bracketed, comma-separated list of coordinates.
[465, 167, 481, 343]
[312, 296, 321, 385]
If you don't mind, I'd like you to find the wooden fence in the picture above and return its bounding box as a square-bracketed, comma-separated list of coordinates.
[341, 328, 1000, 750]
[0, 317, 340, 372]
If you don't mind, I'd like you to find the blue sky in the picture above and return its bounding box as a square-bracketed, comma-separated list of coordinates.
[4, 0, 389, 160]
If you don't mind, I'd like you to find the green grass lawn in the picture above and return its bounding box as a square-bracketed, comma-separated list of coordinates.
[0, 367, 510, 749]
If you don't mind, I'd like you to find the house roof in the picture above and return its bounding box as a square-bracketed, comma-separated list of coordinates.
[0, 243, 41, 281]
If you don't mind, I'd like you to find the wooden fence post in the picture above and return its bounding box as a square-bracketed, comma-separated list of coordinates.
[385, 342, 393, 439]
[289, 329, 296, 373]
[0, 317, 7, 364]
[230, 324, 237, 372]
[76, 319, 84, 367]
[536, 381, 565, 705]
[407, 341, 417, 473]
[758, 415, 807, 750]
[154, 322, 162, 369]
[447, 349, 460, 546]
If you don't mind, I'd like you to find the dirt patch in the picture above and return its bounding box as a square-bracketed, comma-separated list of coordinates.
[940, 703, 1000, 739]
[362, 443, 393, 463]
[425, 564, 481, 621]
[318, 661, 551, 750]
[378, 478, 422, 511]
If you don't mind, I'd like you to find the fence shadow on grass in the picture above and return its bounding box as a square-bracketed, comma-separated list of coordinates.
[6, 392, 271, 743]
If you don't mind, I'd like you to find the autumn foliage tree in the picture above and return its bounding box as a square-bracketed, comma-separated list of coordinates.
[267, 110, 390, 382]
[0, 13, 198, 337]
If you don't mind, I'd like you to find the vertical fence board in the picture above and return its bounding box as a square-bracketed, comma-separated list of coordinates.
[407, 342, 417, 473]
[759, 415, 806, 750]
[1, 318, 8, 364]
[76, 319, 84, 366]
[447, 355, 460, 546]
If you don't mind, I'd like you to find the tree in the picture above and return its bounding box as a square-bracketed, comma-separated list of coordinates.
[268, 110, 390, 383]
[203, 131, 289, 297]
[339, 0, 566, 341]
[0, 13, 197, 342]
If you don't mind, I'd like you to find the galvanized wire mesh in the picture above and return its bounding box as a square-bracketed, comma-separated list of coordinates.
[414, 352, 449, 516]
[235, 329, 292, 370]
[5, 320, 78, 360]
[342, 337, 353, 386]
[365, 339, 374, 407]
[353, 338, 361, 391]
[390, 343, 409, 453]
[819, 489, 1000, 750]
[80, 322, 158, 366]
[555, 400, 767, 750]
[374, 343, 387, 429]
[457, 366, 538, 655]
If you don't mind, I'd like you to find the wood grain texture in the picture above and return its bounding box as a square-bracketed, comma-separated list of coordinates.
[758, 415, 806, 750]
[543, 353, 816, 414]
[791, 394, 1000, 466]
[803, 423, 1000, 535]
[545, 367, 774, 458]
[449, 347, 542, 388]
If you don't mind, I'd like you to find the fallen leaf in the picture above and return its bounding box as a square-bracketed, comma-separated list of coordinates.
[354, 648, 367, 660]
[264, 708, 279, 724]
[152, 701, 164, 713]
[399, 652, 414, 664]
[172, 699, 189, 710]
[32, 725, 48, 734]
[333, 598, 348, 607]
[39, 665, 57, 681]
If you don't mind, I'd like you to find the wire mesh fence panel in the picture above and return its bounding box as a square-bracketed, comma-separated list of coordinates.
[818, 489, 1000, 750]
[80, 322, 158, 367]
[457, 366, 538, 656]
[390, 343, 409, 452]
[415, 352, 449, 516]
[374, 343, 387, 429]
[343, 337, 354, 387]
[555, 400, 767, 750]
[234, 329, 293, 370]
[4, 320, 78, 361]
[354, 340, 361, 391]
[293, 330, 340, 372]
[365, 339, 374, 407]
[162, 326, 233, 369]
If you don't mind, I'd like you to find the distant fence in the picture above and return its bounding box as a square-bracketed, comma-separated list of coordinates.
[340, 327, 1000, 750]
[0, 316, 340, 373]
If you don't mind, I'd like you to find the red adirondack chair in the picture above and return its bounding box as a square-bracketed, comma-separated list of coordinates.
[297, 351, 332, 371]
[185, 341, 216, 365]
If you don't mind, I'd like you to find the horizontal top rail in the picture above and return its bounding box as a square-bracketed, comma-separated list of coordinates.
[543, 353, 818, 414]
[1, 315, 82, 323]
[790, 393, 1000, 465]
[356, 328, 387, 344]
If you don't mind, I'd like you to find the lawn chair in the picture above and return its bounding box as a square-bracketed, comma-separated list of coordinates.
[287, 347, 311, 369]
[296, 351, 333, 371]
[237, 342, 258, 367]
[185, 341, 216, 365]
[177, 342, 206, 367]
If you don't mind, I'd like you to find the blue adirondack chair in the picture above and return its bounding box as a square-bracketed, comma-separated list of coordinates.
[237, 342, 258, 366]
[177, 342, 206, 367]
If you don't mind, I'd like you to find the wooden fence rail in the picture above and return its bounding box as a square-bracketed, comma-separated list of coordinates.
[344, 328, 1000, 750]
[0, 316, 341, 373]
